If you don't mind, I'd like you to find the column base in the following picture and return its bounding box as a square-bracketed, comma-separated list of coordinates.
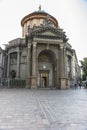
[26, 77, 31, 89]
[31, 76, 37, 89]
[59, 77, 69, 89]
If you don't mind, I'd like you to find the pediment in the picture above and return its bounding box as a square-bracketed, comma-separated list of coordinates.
[29, 26, 68, 42]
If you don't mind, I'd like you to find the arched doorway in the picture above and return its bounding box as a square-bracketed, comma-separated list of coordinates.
[38, 50, 56, 88]
[10, 70, 16, 79]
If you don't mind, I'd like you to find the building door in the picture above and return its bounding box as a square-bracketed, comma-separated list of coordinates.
[40, 71, 49, 87]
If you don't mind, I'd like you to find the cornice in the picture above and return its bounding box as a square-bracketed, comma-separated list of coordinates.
[33, 37, 63, 44]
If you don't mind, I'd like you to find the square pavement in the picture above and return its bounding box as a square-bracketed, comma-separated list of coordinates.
[0, 88, 87, 130]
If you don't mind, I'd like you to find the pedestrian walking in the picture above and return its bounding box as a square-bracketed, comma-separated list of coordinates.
[79, 83, 81, 89]
[74, 83, 77, 90]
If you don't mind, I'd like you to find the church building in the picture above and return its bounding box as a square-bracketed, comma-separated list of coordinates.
[4, 6, 80, 89]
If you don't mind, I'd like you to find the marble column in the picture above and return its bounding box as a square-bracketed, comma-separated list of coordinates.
[26, 43, 31, 88]
[7, 53, 10, 78]
[16, 48, 20, 78]
[64, 47, 69, 87]
[56, 58, 60, 89]
[31, 41, 37, 88]
[36, 57, 39, 87]
[63, 47, 67, 77]
[60, 44, 64, 77]
[59, 44, 67, 89]
[32, 42, 37, 76]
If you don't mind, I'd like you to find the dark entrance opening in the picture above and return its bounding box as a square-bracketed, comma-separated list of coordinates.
[42, 76, 47, 87]
[10, 70, 16, 79]
[40, 71, 49, 87]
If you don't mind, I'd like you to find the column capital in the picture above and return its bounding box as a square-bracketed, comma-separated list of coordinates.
[33, 41, 37, 47]
[16, 47, 20, 53]
[17, 50, 20, 53]
[28, 43, 31, 49]
[60, 44, 64, 49]
[64, 46, 66, 50]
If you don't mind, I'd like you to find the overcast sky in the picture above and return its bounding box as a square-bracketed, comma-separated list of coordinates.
[0, 0, 87, 62]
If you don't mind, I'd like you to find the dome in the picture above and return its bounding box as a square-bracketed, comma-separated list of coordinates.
[21, 10, 58, 27]
[21, 6, 58, 37]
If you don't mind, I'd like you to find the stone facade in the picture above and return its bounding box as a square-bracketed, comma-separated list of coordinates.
[0, 47, 6, 85]
[3, 8, 80, 89]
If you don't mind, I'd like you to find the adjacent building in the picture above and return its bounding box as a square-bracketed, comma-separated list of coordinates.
[72, 49, 81, 85]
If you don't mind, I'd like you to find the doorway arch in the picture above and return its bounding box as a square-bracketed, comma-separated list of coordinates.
[38, 50, 56, 88]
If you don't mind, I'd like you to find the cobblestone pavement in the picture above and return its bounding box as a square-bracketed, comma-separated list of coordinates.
[0, 87, 87, 130]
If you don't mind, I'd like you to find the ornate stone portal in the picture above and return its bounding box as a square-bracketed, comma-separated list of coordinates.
[5, 7, 75, 89]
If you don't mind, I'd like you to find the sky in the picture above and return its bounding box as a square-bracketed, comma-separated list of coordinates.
[0, 0, 87, 62]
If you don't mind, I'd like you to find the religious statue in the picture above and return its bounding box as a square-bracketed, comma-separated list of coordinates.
[39, 5, 41, 11]
[43, 14, 51, 26]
